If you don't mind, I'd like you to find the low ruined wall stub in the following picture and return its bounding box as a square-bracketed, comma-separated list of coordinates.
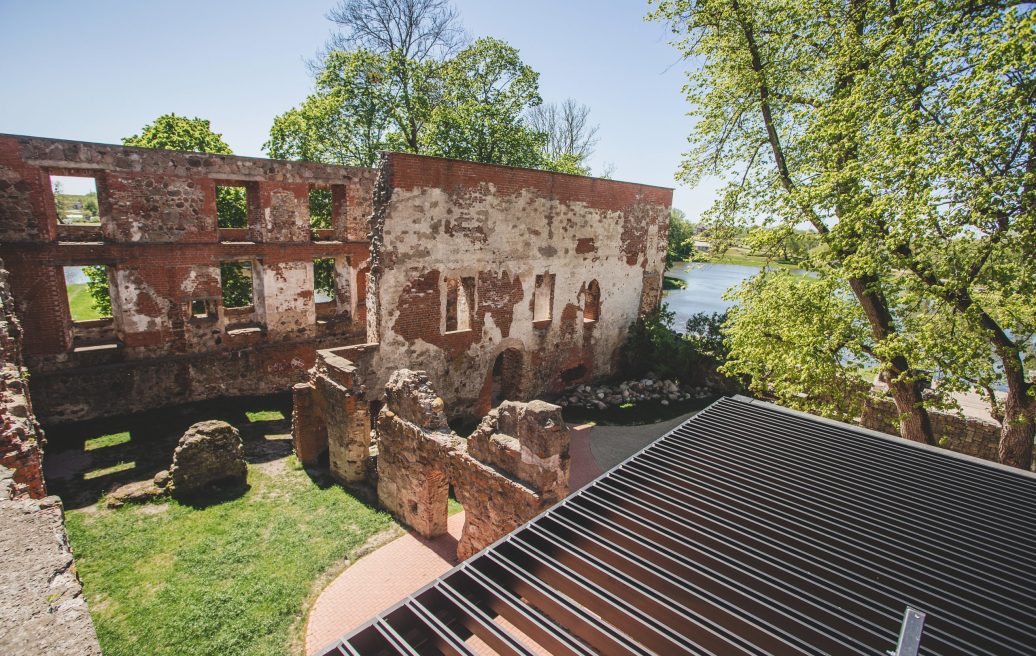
[364, 153, 672, 418]
[373, 369, 570, 559]
[0, 496, 102, 656]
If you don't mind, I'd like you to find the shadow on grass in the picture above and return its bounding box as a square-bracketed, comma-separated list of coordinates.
[43, 392, 294, 509]
[175, 480, 252, 510]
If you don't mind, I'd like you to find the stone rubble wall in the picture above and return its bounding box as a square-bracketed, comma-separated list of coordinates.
[0, 258, 101, 655]
[375, 369, 571, 560]
[0, 133, 375, 423]
[0, 260, 46, 499]
[860, 396, 1034, 471]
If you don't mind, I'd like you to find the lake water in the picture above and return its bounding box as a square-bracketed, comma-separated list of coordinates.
[663, 262, 762, 332]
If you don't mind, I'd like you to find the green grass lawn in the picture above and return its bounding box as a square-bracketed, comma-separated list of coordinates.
[66, 282, 104, 322]
[49, 394, 398, 656]
[65, 461, 396, 656]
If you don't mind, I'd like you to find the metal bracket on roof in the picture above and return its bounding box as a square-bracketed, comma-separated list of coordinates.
[887, 607, 926, 656]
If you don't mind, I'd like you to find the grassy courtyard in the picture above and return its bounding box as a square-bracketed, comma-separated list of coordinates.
[65, 282, 104, 322]
[49, 395, 398, 656]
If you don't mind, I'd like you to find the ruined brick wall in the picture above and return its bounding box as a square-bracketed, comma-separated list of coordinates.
[365, 153, 672, 418]
[0, 257, 102, 654]
[0, 259, 46, 499]
[374, 369, 571, 560]
[859, 396, 1032, 470]
[0, 134, 376, 423]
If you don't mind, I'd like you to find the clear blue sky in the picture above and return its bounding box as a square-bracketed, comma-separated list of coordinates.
[0, 0, 719, 216]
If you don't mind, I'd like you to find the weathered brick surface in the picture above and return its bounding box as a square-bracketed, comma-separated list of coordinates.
[0, 134, 376, 423]
[364, 153, 673, 417]
[0, 260, 46, 499]
[0, 257, 101, 656]
[374, 369, 570, 560]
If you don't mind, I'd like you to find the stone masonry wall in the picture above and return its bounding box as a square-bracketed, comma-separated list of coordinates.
[375, 369, 570, 560]
[364, 153, 672, 418]
[0, 258, 101, 655]
[859, 396, 1033, 471]
[0, 134, 376, 423]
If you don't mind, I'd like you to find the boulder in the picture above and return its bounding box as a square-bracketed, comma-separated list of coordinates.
[166, 420, 246, 498]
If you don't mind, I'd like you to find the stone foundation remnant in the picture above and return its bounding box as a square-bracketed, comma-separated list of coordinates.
[376, 369, 570, 560]
[165, 420, 247, 498]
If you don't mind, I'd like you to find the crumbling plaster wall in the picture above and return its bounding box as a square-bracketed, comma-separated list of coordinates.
[365, 153, 672, 417]
[0, 134, 376, 423]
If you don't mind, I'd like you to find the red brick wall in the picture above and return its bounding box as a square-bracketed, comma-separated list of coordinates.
[0, 134, 377, 423]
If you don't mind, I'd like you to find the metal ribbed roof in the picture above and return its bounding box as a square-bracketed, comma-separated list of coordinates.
[316, 395, 1036, 656]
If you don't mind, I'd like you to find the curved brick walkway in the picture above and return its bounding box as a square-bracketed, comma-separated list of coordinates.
[305, 423, 603, 654]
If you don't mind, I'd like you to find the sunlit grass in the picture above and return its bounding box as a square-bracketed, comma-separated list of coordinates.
[65, 464, 395, 656]
[84, 431, 131, 451]
[66, 283, 104, 322]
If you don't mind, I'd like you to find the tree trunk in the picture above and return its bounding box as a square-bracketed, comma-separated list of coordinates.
[849, 276, 935, 444]
[999, 388, 1035, 470]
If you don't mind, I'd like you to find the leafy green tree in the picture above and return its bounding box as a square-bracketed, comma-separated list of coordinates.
[219, 262, 254, 309]
[266, 50, 397, 167]
[309, 189, 333, 229]
[666, 208, 696, 267]
[620, 304, 702, 384]
[423, 38, 544, 166]
[313, 258, 337, 300]
[123, 114, 247, 229]
[322, 0, 466, 152]
[82, 193, 98, 219]
[123, 114, 233, 154]
[528, 99, 600, 175]
[684, 311, 728, 361]
[83, 266, 112, 317]
[650, 0, 939, 444]
[651, 0, 1034, 463]
[51, 180, 68, 223]
[721, 271, 872, 421]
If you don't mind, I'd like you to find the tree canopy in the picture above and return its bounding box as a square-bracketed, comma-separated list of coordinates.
[122, 114, 233, 154]
[270, 1, 600, 172]
[651, 0, 1035, 465]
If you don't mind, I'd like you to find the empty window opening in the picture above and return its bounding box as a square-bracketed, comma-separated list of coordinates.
[560, 364, 588, 382]
[64, 266, 112, 322]
[189, 299, 218, 321]
[314, 258, 336, 303]
[51, 175, 100, 225]
[490, 348, 523, 407]
[445, 276, 475, 333]
[309, 187, 333, 230]
[216, 184, 248, 229]
[533, 273, 554, 323]
[584, 279, 601, 322]
[220, 261, 254, 308]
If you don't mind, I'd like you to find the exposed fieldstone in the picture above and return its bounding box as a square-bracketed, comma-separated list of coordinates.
[105, 479, 165, 508]
[556, 373, 710, 410]
[166, 420, 247, 498]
